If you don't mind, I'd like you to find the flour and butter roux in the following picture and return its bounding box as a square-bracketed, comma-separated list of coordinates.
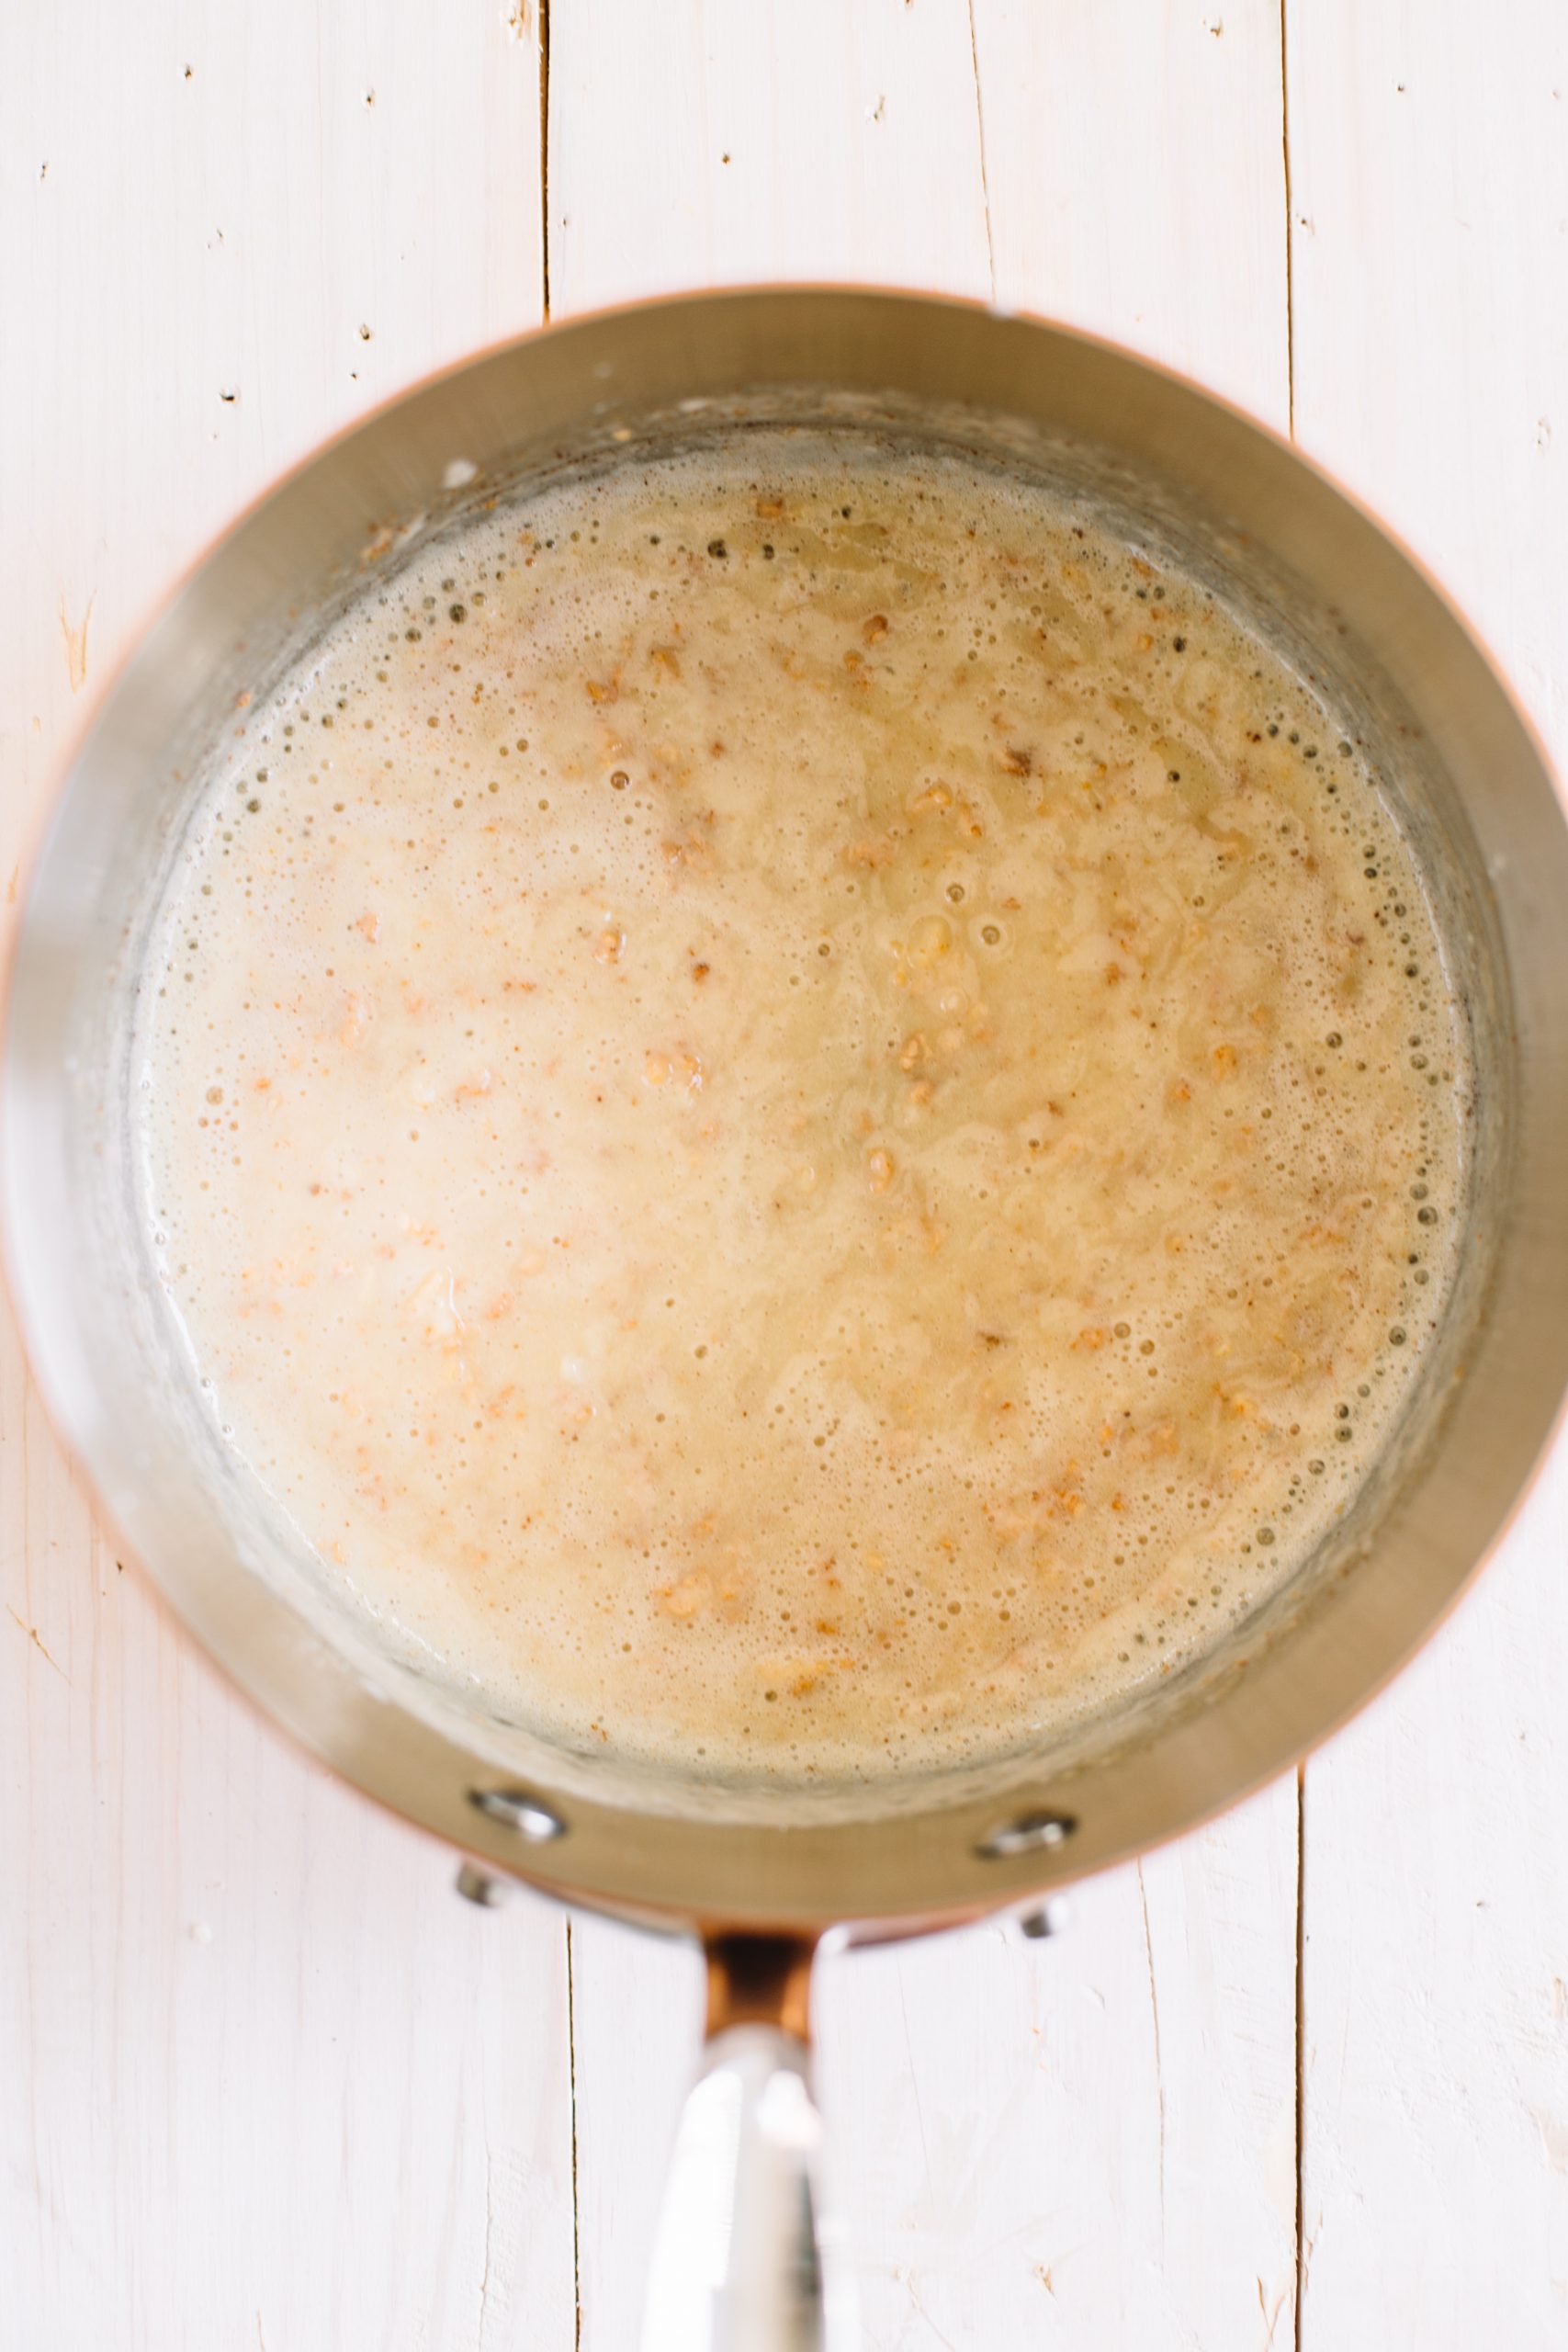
[141, 434, 1470, 1778]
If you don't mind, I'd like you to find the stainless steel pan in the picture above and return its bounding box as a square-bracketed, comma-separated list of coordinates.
[8, 290, 1568, 2348]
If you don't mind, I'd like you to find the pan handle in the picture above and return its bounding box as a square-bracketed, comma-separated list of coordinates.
[640, 1934, 857, 2352]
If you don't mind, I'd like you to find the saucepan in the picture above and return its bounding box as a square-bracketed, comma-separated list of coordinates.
[7, 291, 1568, 2348]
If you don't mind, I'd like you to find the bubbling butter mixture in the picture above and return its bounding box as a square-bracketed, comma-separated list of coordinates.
[141, 433, 1470, 1780]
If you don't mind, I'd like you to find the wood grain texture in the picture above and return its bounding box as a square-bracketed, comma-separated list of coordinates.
[1286, 6, 1568, 2338]
[818, 1789, 1299, 2349]
[567, 1915, 703, 2352]
[974, 0, 1291, 425]
[550, 5, 1299, 2346]
[547, 0, 993, 313]
[0, 9, 568, 2350]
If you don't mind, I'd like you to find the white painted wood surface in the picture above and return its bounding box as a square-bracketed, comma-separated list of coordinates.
[0, 11, 570, 2351]
[1287, 7, 1568, 2338]
[2, 3, 1564, 2346]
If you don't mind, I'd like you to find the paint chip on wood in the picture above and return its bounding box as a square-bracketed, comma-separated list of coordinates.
[58, 594, 93, 692]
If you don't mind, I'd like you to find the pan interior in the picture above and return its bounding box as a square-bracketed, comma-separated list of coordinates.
[88, 392, 1506, 1830]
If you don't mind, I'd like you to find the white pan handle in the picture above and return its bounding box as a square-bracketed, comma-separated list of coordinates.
[641, 1939, 856, 2352]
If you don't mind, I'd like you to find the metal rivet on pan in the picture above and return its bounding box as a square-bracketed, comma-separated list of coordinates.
[468, 1786, 568, 1842]
[975, 1809, 1077, 1860]
[455, 1861, 510, 1908]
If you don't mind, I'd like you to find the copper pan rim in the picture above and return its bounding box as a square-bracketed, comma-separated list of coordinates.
[6, 287, 1568, 1931]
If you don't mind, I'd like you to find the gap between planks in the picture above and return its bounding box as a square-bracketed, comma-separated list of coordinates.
[566, 1915, 581, 2351]
[1280, 0, 1297, 438]
[539, 0, 552, 320]
[1282, 17, 1303, 2333]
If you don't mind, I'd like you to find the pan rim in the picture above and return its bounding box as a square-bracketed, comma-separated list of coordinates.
[7, 285, 1568, 1929]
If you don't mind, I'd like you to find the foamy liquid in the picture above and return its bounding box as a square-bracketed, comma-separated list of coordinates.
[139, 434, 1471, 1780]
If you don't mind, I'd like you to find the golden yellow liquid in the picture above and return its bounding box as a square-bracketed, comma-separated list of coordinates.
[141, 435, 1469, 1779]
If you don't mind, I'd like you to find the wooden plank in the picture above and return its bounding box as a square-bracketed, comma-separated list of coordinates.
[552, 5, 1300, 2345]
[547, 0, 993, 315]
[0, 9, 572, 2349]
[1286, 5, 1568, 2339]
[819, 1787, 1299, 2348]
[566, 1916, 705, 2352]
[978, 0, 1290, 423]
